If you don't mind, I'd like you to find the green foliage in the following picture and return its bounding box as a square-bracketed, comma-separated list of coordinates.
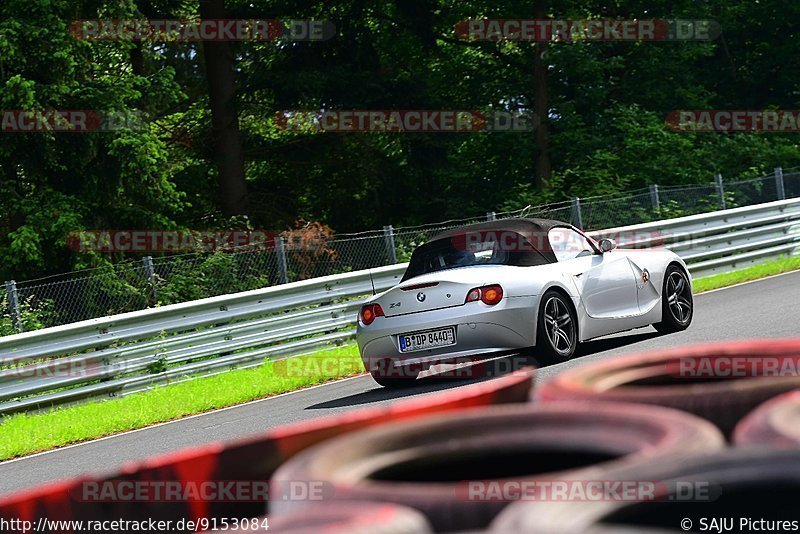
[79, 261, 151, 318]
[146, 355, 168, 375]
[1, 0, 800, 319]
[155, 252, 270, 305]
[693, 256, 800, 294]
[0, 294, 56, 336]
[0, 0, 188, 283]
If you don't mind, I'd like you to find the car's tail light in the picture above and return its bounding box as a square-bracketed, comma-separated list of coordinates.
[465, 284, 504, 305]
[360, 304, 385, 325]
[466, 288, 482, 302]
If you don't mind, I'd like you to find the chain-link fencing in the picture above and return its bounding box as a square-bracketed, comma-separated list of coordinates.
[2, 168, 798, 334]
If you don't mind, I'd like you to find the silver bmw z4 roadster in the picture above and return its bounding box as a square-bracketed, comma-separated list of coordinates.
[357, 218, 693, 387]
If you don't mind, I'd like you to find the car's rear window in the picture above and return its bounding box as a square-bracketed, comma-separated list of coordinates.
[401, 232, 551, 281]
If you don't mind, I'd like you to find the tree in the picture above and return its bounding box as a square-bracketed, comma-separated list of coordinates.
[199, 0, 249, 217]
[532, 0, 551, 190]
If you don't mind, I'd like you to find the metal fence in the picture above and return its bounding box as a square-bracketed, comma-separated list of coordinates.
[3, 167, 800, 334]
[1, 198, 799, 415]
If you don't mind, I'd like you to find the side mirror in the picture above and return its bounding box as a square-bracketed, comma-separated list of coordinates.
[599, 238, 617, 253]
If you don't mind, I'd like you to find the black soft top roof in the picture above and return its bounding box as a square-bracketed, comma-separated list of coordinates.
[426, 217, 571, 264]
[428, 218, 568, 242]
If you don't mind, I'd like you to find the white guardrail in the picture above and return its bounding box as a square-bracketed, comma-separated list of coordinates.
[1, 198, 799, 415]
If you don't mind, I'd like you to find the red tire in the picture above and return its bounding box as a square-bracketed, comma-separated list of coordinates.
[271, 402, 723, 532]
[208, 503, 432, 533]
[733, 390, 800, 447]
[491, 448, 800, 533]
[536, 339, 800, 435]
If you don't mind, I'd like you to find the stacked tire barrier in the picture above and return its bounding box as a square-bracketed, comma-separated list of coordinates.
[2, 340, 800, 533]
[489, 339, 800, 533]
[535, 339, 800, 435]
[491, 449, 800, 533]
[270, 402, 723, 532]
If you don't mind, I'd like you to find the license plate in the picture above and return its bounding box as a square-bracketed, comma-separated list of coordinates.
[399, 327, 456, 353]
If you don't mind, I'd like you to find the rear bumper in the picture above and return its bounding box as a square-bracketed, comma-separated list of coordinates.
[357, 296, 538, 369]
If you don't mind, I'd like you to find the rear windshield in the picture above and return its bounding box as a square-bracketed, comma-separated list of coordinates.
[402, 232, 550, 281]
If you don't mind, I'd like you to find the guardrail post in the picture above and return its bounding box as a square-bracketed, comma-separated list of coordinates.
[142, 256, 157, 301]
[715, 173, 727, 210]
[775, 167, 786, 200]
[275, 236, 289, 284]
[383, 225, 398, 265]
[4, 280, 23, 333]
[486, 211, 496, 221]
[571, 198, 584, 230]
[649, 184, 661, 211]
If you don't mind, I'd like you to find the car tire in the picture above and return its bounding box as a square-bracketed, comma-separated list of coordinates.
[270, 402, 723, 532]
[733, 391, 800, 447]
[535, 339, 800, 435]
[369, 370, 420, 388]
[490, 448, 800, 533]
[653, 264, 693, 334]
[368, 357, 420, 388]
[536, 290, 578, 362]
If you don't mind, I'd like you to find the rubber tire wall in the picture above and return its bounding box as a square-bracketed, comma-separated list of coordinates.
[491, 448, 800, 533]
[535, 339, 800, 435]
[270, 402, 724, 532]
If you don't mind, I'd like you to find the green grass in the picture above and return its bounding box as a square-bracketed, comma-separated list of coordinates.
[0, 344, 362, 460]
[2, 256, 799, 461]
[693, 255, 800, 293]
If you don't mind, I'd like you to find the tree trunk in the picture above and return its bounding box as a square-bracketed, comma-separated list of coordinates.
[200, 0, 249, 217]
[130, 42, 145, 76]
[532, 0, 551, 190]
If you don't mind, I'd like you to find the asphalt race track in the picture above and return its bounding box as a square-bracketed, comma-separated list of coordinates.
[1, 271, 799, 497]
